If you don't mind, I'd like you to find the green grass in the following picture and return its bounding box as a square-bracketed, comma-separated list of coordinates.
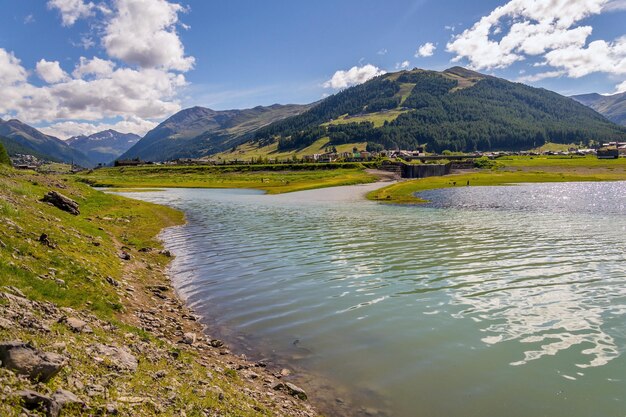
[76, 165, 377, 194]
[323, 109, 408, 128]
[0, 165, 183, 318]
[0, 165, 312, 416]
[498, 154, 626, 169]
[368, 171, 626, 204]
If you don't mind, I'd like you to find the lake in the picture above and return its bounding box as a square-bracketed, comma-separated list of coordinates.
[119, 181, 626, 417]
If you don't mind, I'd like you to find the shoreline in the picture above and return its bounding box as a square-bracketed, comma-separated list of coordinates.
[0, 167, 320, 416]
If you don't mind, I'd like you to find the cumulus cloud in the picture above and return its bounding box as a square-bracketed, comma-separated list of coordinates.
[396, 61, 411, 70]
[47, 0, 95, 26]
[72, 56, 116, 79]
[0, 0, 196, 137]
[415, 42, 436, 57]
[446, 0, 626, 92]
[0, 49, 28, 85]
[616, 80, 626, 93]
[103, 0, 195, 71]
[323, 64, 387, 89]
[603, 0, 626, 11]
[36, 59, 70, 84]
[39, 116, 157, 139]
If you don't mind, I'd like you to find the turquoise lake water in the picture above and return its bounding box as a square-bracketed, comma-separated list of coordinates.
[121, 182, 626, 417]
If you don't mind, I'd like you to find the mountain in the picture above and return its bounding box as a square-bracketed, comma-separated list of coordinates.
[119, 104, 310, 162]
[571, 92, 626, 126]
[67, 130, 141, 165]
[0, 119, 92, 167]
[251, 67, 626, 153]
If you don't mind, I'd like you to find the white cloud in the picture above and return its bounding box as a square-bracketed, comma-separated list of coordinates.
[0, 49, 28, 86]
[416, 42, 436, 57]
[446, 0, 626, 85]
[0, 0, 196, 137]
[103, 0, 195, 71]
[24, 14, 35, 24]
[517, 70, 566, 83]
[603, 0, 626, 11]
[377, 48, 388, 55]
[40, 117, 157, 139]
[543, 38, 626, 78]
[615, 80, 626, 93]
[72, 56, 116, 79]
[323, 64, 386, 89]
[36, 59, 70, 84]
[396, 61, 411, 70]
[47, 0, 95, 26]
[0, 48, 185, 131]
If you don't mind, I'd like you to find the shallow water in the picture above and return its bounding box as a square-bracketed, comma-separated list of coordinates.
[120, 182, 626, 417]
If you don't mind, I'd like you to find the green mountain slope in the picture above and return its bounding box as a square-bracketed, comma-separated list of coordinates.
[252, 67, 626, 153]
[119, 104, 310, 162]
[0, 119, 92, 167]
[0, 141, 10, 166]
[571, 92, 626, 126]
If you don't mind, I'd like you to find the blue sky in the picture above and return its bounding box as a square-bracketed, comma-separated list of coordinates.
[0, 0, 625, 138]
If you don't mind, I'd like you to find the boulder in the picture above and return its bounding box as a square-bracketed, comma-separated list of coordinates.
[273, 382, 308, 400]
[0, 341, 66, 382]
[62, 317, 93, 333]
[182, 332, 196, 345]
[14, 390, 57, 417]
[41, 191, 80, 215]
[89, 344, 138, 372]
[52, 388, 84, 409]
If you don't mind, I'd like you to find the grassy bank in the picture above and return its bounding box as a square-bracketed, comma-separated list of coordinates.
[0, 166, 317, 416]
[76, 165, 377, 194]
[368, 158, 626, 204]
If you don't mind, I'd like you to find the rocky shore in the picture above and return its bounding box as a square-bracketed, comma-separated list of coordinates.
[0, 167, 319, 416]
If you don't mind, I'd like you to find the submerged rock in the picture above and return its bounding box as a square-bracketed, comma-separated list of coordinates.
[0, 341, 66, 382]
[273, 382, 308, 400]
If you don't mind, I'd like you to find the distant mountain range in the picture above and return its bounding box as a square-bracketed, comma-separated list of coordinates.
[67, 130, 141, 165]
[571, 92, 626, 126]
[0, 119, 92, 167]
[118, 104, 310, 162]
[3, 67, 626, 165]
[252, 67, 626, 153]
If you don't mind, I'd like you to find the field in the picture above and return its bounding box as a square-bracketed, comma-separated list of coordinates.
[217, 137, 369, 161]
[369, 155, 626, 203]
[76, 164, 378, 193]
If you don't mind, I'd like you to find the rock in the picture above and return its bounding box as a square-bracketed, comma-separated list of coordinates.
[210, 339, 224, 348]
[280, 368, 291, 377]
[14, 390, 57, 417]
[62, 317, 93, 333]
[52, 388, 84, 410]
[273, 382, 308, 400]
[89, 344, 138, 372]
[182, 332, 196, 345]
[118, 251, 131, 261]
[138, 247, 153, 253]
[41, 191, 80, 216]
[0, 317, 13, 329]
[159, 249, 172, 257]
[38, 233, 56, 248]
[0, 341, 66, 382]
[105, 276, 120, 287]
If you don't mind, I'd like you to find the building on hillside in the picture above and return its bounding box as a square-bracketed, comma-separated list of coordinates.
[114, 159, 143, 166]
[597, 148, 619, 159]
